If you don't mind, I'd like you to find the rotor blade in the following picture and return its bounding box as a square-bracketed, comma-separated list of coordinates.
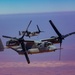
[64, 32, 75, 38]
[24, 52, 30, 64]
[2, 35, 16, 39]
[21, 20, 32, 38]
[59, 48, 61, 60]
[26, 20, 32, 31]
[59, 40, 62, 60]
[20, 41, 30, 64]
[49, 20, 62, 37]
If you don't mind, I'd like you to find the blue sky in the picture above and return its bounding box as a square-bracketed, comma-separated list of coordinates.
[0, 0, 75, 14]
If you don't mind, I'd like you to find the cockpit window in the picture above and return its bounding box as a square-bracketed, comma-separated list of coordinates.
[44, 42, 52, 47]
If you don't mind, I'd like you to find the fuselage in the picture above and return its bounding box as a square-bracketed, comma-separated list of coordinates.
[6, 40, 57, 55]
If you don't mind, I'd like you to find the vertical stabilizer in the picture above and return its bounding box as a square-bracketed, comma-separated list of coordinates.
[0, 38, 4, 51]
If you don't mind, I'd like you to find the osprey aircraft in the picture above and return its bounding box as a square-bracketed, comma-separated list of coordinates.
[19, 20, 43, 38]
[0, 20, 75, 64]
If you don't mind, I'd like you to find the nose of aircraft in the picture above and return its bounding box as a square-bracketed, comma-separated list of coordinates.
[48, 45, 57, 50]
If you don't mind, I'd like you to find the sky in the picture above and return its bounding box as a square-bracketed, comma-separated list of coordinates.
[0, 0, 75, 14]
[0, 12, 75, 75]
[0, 0, 75, 75]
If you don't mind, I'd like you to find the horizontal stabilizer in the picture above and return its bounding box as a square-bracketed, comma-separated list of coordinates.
[0, 38, 4, 51]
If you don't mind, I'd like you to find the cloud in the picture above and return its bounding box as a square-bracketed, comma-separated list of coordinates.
[0, 61, 75, 75]
[0, 61, 75, 68]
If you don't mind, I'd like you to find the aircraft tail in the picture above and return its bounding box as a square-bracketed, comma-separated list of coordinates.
[0, 38, 4, 51]
[37, 25, 41, 32]
[19, 31, 21, 35]
[37, 25, 44, 33]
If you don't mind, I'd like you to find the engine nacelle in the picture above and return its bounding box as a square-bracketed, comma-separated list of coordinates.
[6, 39, 19, 46]
[48, 45, 57, 51]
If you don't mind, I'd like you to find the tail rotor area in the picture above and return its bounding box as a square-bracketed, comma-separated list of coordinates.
[0, 38, 4, 51]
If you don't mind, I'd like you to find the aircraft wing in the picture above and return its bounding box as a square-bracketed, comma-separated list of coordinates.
[24, 40, 35, 47]
[8, 40, 35, 54]
[41, 38, 59, 44]
[24, 40, 34, 43]
[6, 40, 35, 50]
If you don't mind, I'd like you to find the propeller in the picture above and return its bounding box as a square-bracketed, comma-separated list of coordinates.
[24, 20, 32, 37]
[2, 32, 30, 64]
[49, 20, 75, 60]
[49, 20, 63, 47]
[26, 20, 32, 32]
[19, 38, 30, 64]
[49, 20, 63, 60]
[19, 20, 32, 37]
